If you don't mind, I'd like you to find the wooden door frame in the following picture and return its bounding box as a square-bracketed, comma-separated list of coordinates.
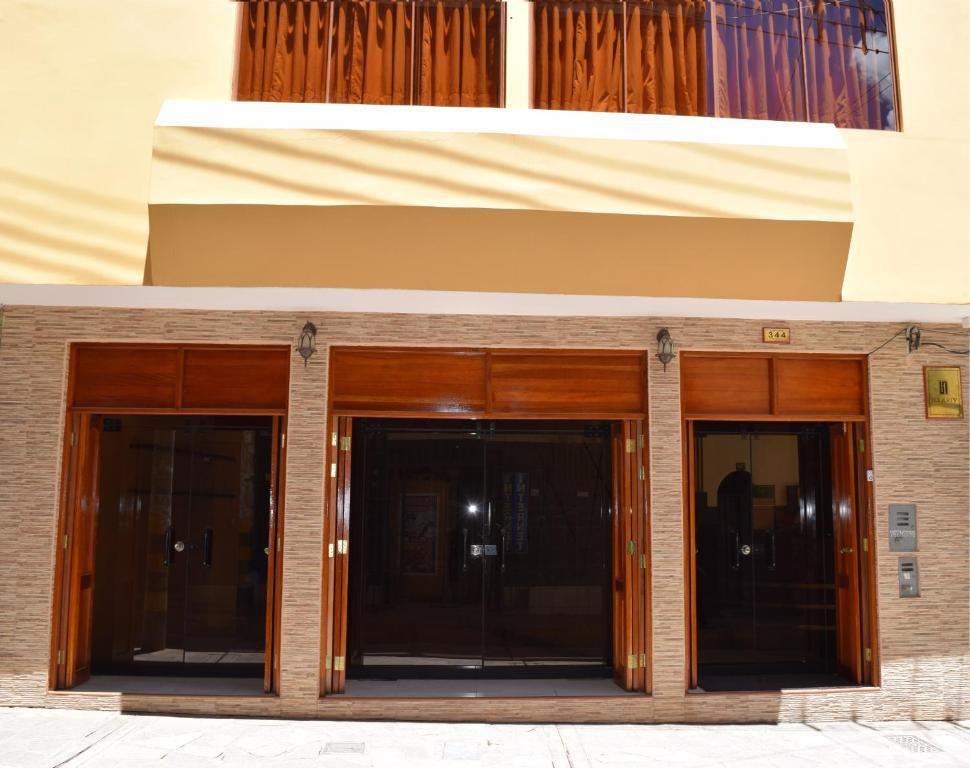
[320, 346, 652, 697]
[50, 343, 290, 694]
[681, 351, 880, 691]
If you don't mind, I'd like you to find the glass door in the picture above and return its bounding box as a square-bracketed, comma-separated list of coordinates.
[694, 423, 840, 690]
[91, 416, 274, 677]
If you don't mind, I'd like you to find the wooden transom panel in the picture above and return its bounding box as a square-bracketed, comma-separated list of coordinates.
[681, 353, 867, 419]
[329, 348, 646, 417]
[70, 344, 290, 411]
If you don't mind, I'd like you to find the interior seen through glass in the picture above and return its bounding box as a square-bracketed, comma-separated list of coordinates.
[91, 415, 273, 677]
[348, 419, 614, 679]
[694, 422, 851, 691]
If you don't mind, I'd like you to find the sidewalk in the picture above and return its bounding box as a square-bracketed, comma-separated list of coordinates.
[1, 707, 968, 768]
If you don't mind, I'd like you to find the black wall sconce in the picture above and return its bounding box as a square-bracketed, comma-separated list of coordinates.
[298, 321, 317, 367]
[656, 328, 674, 371]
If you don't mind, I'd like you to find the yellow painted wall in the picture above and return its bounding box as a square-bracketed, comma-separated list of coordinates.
[0, 0, 967, 303]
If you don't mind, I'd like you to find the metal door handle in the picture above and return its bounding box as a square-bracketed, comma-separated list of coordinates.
[173, 540, 185, 553]
[202, 527, 213, 566]
[740, 544, 752, 556]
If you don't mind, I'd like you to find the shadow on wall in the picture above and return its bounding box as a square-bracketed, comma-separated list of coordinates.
[0, 167, 146, 284]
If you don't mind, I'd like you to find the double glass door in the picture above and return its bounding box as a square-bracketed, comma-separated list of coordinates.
[348, 419, 614, 678]
[694, 423, 842, 689]
[91, 416, 276, 676]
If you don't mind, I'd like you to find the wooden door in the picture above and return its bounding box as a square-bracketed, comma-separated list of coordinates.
[830, 423, 863, 683]
[63, 415, 102, 688]
[611, 420, 648, 692]
[263, 416, 285, 693]
[322, 416, 353, 694]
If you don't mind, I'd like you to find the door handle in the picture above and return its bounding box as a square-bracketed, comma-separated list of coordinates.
[164, 525, 175, 565]
[202, 527, 213, 566]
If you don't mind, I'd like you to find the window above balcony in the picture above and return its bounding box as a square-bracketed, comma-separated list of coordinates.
[234, 0, 899, 130]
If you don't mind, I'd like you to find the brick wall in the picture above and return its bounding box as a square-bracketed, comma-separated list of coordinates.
[0, 306, 966, 721]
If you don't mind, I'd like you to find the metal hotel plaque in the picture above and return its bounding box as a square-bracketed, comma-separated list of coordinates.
[925, 366, 963, 419]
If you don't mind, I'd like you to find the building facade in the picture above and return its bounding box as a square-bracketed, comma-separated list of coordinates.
[0, 0, 967, 722]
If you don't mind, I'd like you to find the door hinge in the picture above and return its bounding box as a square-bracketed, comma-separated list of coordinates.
[638, 466, 645, 481]
[858, 438, 865, 454]
[337, 539, 349, 555]
[277, 535, 281, 553]
[62, 534, 69, 550]
[628, 540, 636, 556]
[639, 653, 646, 668]
[69, 431, 76, 448]
[281, 432, 286, 449]
[330, 462, 337, 478]
[56, 649, 64, 666]
[339, 436, 351, 452]
[864, 647, 872, 663]
[842, 422, 847, 434]
[627, 654, 638, 670]
[625, 439, 636, 454]
[324, 655, 332, 670]
[328, 543, 335, 558]
[331, 431, 338, 447]
[334, 656, 345, 672]
[862, 537, 869, 552]
[640, 553, 647, 569]
[638, 434, 645, 449]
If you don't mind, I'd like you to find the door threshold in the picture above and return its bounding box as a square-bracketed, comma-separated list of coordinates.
[67, 675, 269, 697]
[337, 678, 639, 698]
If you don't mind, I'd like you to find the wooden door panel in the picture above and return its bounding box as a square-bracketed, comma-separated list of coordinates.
[182, 348, 289, 410]
[681, 356, 772, 417]
[65, 415, 102, 688]
[489, 352, 645, 416]
[330, 349, 487, 414]
[72, 347, 179, 408]
[830, 425, 863, 683]
[776, 359, 865, 417]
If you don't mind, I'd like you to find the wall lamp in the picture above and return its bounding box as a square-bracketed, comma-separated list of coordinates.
[656, 328, 674, 371]
[298, 321, 317, 367]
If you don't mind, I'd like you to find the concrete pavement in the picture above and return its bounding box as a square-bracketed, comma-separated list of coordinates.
[1, 707, 968, 767]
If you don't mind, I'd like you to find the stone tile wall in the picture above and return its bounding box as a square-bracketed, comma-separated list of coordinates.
[0, 306, 966, 721]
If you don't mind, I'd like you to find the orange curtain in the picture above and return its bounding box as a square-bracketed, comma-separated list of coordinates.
[713, 0, 805, 121]
[802, 0, 888, 129]
[329, 0, 413, 104]
[533, 2, 624, 111]
[626, 0, 709, 115]
[236, 1, 331, 102]
[418, 1, 502, 106]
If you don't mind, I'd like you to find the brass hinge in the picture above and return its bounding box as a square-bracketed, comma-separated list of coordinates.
[277, 535, 282, 553]
[638, 434, 645, 449]
[337, 539, 349, 555]
[625, 439, 636, 454]
[339, 436, 351, 452]
[858, 438, 865, 454]
[331, 431, 338, 447]
[628, 540, 636, 556]
[627, 654, 638, 670]
[330, 463, 337, 478]
[328, 543, 335, 558]
[862, 537, 869, 552]
[334, 656, 345, 672]
[639, 653, 646, 668]
[864, 647, 872, 663]
[281, 432, 286, 449]
[640, 553, 647, 569]
[325, 655, 332, 670]
[842, 422, 848, 434]
[56, 649, 64, 666]
[69, 432, 76, 448]
[638, 466, 645, 481]
[63, 534, 69, 550]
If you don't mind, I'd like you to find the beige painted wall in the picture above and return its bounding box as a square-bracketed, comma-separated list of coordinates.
[0, 0, 967, 303]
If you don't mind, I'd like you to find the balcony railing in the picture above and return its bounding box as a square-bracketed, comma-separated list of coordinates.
[235, 0, 898, 130]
